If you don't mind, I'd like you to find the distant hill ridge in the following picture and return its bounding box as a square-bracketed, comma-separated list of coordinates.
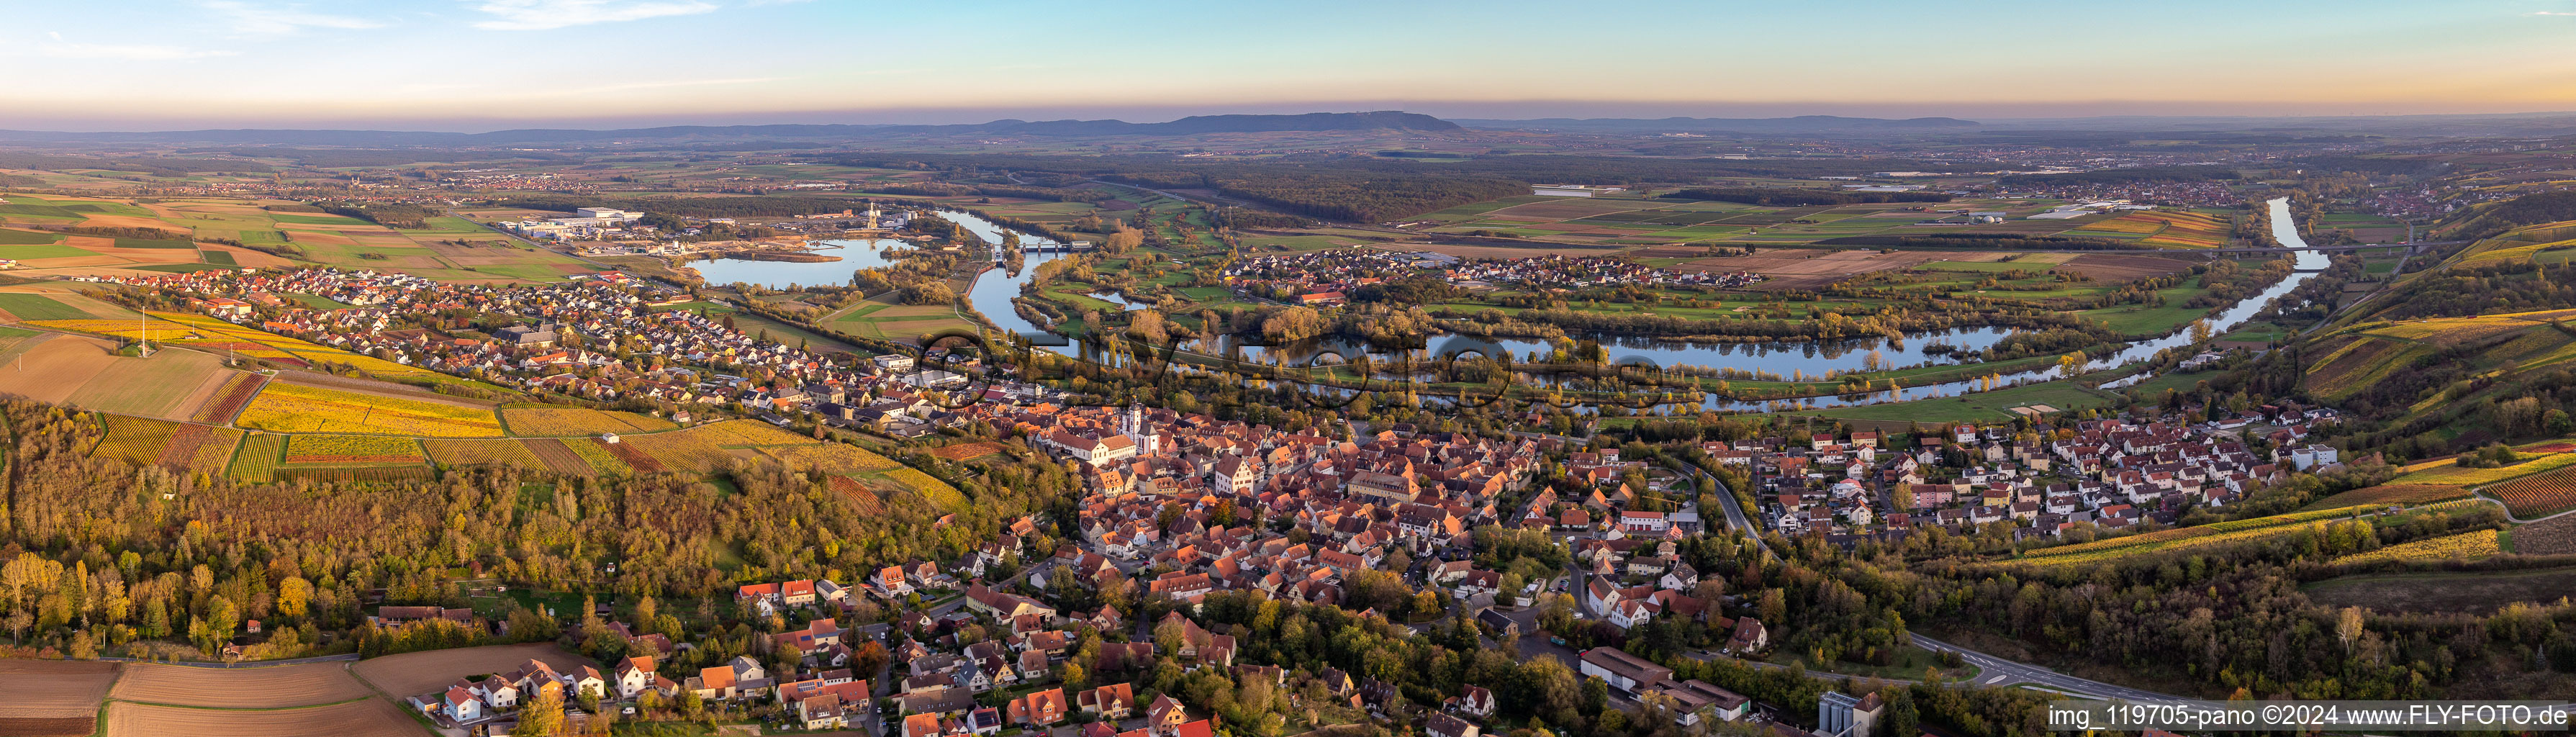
[0, 112, 1459, 146]
[1453, 115, 1979, 132]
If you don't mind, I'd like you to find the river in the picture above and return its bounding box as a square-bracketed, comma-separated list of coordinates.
[704, 200, 2320, 412]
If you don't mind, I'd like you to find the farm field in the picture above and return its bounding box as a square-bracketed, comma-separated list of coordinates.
[2304, 565, 2576, 614]
[350, 643, 592, 697]
[102, 698, 426, 737]
[0, 659, 119, 737]
[819, 294, 975, 345]
[109, 661, 375, 707]
[0, 335, 130, 404]
[236, 382, 505, 437]
[63, 349, 237, 419]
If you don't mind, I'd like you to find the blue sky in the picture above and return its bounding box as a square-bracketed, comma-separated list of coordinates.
[6, 0, 2575, 130]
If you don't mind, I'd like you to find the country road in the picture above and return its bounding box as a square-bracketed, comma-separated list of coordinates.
[1907, 633, 2187, 702]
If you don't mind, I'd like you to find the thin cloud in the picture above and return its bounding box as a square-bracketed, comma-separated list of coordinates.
[467, 0, 720, 30]
[2534, 10, 2576, 14]
[202, 1, 386, 35]
[38, 32, 235, 61]
[593, 76, 784, 91]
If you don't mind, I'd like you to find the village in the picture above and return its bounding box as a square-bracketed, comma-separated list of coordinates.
[74, 263, 2359, 737]
[1715, 408, 2343, 544]
[1221, 248, 1762, 309]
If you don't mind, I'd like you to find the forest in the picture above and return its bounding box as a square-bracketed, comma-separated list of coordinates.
[314, 201, 441, 230]
[2444, 191, 2576, 240]
[0, 400, 1082, 662]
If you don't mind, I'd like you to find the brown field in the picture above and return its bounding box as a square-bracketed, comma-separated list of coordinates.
[2060, 253, 2195, 281]
[104, 698, 424, 737]
[1683, 249, 1954, 289]
[351, 643, 591, 697]
[0, 335, 123, 403]
[0, 659, 120, 736]
[929, 441, 1007, 461]
[110, 661, 374, 707]
[2516, 513, 2576, 555]
[2305, 566, 2576, 615]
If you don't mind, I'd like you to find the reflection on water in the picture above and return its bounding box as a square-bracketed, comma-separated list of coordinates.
[687, 239, 914, 289]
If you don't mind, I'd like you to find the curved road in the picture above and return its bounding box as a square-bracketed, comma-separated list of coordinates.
[1908, 633, 2187, 702]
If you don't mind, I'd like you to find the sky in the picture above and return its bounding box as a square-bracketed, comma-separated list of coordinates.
[6, 0, 2576, 131]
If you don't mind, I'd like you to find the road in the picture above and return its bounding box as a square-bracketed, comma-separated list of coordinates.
[1907, 633, 2185, 701]
[1663, 456, 1764, 550]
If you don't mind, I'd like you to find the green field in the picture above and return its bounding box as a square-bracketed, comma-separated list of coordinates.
[0, 229, 63, 245]
[0, 294, 96, 320]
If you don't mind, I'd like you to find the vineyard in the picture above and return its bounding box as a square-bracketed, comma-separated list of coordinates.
[272, 466, 438, 483]
[283, 434, 425, 464]
[92, 414, 178, 464]
[235, 382, 504, 437]
[604, 439, 669, 474]
[2012, 505, 2377, 566]
[565, 438, 633, 475]
[500, 407, 677, 436]
[2300, 484, 2470, 511]
[760, 443, 902, 474]
[188, 372, 263, 423]
[2328, 529, 2503, 566]
[423, 438, 548, 469]
[154, 422, 244, 474]
[2393, 450, 2576, 486]
[695, 419, 820, 446]
[228, 433, 285, 482]
[2487, 464, 2576, 517]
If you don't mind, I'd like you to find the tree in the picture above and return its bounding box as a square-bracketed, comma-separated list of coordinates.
[2057, 351, 2089, 381]
[1260, 307, 1325, 342]
[1062, 660, 1089, 692]
[1154, 617, 1188, 656]
[2189, 318, 2213, 344]
[520, 688, 566, 737]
